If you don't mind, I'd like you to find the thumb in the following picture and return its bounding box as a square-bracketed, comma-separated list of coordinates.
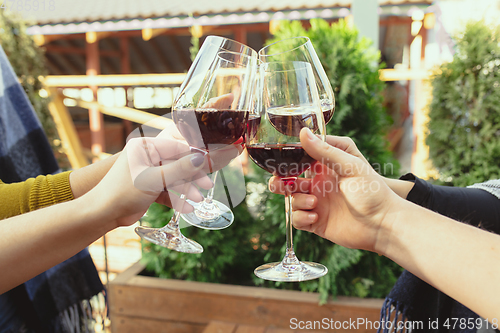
[133, 153, 206, 193]
[300, 128, 365, 177]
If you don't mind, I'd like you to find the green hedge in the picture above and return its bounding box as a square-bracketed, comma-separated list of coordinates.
[427, 21, 500, 187]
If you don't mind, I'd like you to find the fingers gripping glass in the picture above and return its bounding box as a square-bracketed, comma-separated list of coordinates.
[134, 127, 204, 254]
[247, 61, 328, 282]
[173, 36, 258, 230]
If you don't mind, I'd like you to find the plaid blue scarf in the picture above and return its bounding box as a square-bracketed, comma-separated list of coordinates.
[0, 45, 104, 333]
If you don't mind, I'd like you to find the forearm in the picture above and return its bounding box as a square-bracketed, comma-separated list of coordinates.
[0, 193, 116, 294]
[69, 153, 119, 198]
[378, 199, 500, 320]
[383, 177, 414, 199]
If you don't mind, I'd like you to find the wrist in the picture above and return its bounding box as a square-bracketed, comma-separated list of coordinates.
[383, 177, 415, 199]
[372, 195, 411, 257]
[77, 189, 119, 234]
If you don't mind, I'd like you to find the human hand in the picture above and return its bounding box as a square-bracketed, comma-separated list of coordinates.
[86, 135, 214, 228]
[269, 129, 401, 253]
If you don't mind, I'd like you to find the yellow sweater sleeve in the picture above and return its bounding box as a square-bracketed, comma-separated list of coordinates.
[0, 171, 74, 219]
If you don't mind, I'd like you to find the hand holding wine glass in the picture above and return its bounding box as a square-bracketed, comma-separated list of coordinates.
[135, 37, 256, 252]
[246, 61, 328, 282]
[174, 42, 258, 230]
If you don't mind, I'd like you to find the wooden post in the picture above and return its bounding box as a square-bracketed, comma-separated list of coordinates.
[234, 26, 247, 46]
[47, 88, 88, 169]
[86, 32, 106, 160]
[120, 37, 133, 136]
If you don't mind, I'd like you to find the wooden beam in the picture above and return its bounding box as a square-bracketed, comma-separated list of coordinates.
[98, 39, 120, 74]
[86, 31, 115, 44]
[41, 73, 187, 87]
[149, 38, 173, 72]
[129, 38, 156, 73]
[36, 33, 86, 43]
[120, 37, 131, 74]
[44, 56, 65, 75]
[233, 26, 247, 45]
[260, 32, 269, 45]
[42, 69, 433, 87]
[168, 35, 190, 69]
[46, 88, 88, 168]
[34, 34, 66, 46]
[86, 37, 106, 158]
[67, 98, 174, 130]
[45, 45, 120, 57]
[119, 37, 133, 135]
[203, 321, 236, 333]
[49, 53, 82, 75]
[64, 40, 89, 73]
[142, 28, 169, 41]
[379, 68, 432, 81]
[45, 45, 86, 54]
[101, 56, 118, 75]
[113, 28, 190, 38]
[380, 16, 412, 26]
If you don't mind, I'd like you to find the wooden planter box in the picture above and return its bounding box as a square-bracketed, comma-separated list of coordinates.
[109, 261, 384, 333]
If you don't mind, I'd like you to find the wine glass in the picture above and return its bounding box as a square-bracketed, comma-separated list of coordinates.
[247, 61, 328, 282]
[179, 36, 258, 230]
[259, 36, 335, 125]
[260, 37, 334, 181]
[135, 38, 256, 252]
[174, 45, 258, 230]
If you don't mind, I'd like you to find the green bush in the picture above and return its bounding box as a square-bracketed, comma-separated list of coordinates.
[426, 21, 500, 187]
[141, 19, 402, 302]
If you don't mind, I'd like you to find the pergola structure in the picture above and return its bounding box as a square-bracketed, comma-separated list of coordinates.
[16, 0, 433, 167]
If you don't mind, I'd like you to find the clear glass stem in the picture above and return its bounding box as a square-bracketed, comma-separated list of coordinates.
[283, 181, 300, 265]
[203, 171, 219, 207]
[164, 187, 189, 231]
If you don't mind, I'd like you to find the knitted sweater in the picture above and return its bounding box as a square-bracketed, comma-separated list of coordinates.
[0, 171, 73, 219]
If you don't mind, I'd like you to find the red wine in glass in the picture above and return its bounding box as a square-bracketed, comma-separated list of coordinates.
[245, 114, 261, 141]
[323, 108, 334, 125]
[173, 109, 249, 152]
[247, 144, 315, 178]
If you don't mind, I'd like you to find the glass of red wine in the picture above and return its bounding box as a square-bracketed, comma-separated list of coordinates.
[247, 61, 328, 282]
[135, 38, 257, 252]
[174, 37, 258, 230]
[259, 36, 335, 126]
[174, 46, 257, 230]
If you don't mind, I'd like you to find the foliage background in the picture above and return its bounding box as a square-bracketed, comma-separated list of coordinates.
[142, 18, 402, 302]
[426, 21, 500, 187]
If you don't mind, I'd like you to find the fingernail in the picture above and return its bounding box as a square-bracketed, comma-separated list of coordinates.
[308, 213, 317, 222]
[191, 154, 205, 167]
[306, 197, 315, 208]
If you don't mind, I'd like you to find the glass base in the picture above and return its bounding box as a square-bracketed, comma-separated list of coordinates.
[254, 261, 328, 282]
[135, 225, 203, 253]
[181, 199, 234, 230]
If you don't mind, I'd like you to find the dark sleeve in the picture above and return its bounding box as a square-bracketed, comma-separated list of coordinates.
[400, 173, 500, 234]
